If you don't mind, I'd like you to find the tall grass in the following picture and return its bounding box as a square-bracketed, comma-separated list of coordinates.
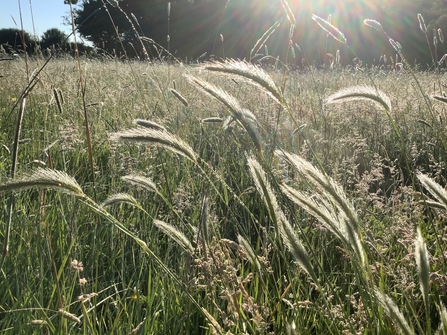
[1, 4, 447, 334]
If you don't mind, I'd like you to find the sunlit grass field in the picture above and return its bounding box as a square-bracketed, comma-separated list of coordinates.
[1, 54, 447, 334]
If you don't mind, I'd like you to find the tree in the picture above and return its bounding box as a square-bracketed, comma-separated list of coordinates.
[0, 28, 36, 54]
[70, 0, 442, 65]
[41, 28, 67, 49]
[71, 0, 285, 59]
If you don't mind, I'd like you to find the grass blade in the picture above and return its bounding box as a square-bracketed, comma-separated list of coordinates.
[250, 19, 281, 61]
[415, 227, 430, 309]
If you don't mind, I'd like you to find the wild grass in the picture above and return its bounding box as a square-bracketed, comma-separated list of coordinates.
[1, 28, 447, 335]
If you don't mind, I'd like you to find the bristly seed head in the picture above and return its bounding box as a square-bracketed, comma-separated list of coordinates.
[417, 13, 427, 33]
[438, 54, 447, 65]
[364, 19, 384, 33]
[438, 28, 444, 43]
[312, 14, 347, 44]
[389, 38, 402, 52]
[170, 89, 188, 107]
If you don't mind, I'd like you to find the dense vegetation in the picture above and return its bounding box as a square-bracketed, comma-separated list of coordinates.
[2, 0, 447, 65]
[66, 0, 447, 64]
[2, 3, 447, 335]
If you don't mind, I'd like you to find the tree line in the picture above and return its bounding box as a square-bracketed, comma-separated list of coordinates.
[0, 27, 92, 56]
[2, 0, 447, 66]
[70, 0, 447, 66]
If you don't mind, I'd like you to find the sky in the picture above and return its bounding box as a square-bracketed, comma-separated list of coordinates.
[0, 0, 76, 39]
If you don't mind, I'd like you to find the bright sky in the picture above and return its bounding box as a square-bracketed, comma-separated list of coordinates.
[0, 0, 77, 39]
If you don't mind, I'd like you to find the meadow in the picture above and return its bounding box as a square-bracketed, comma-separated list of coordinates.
[2, 15, 447, 334]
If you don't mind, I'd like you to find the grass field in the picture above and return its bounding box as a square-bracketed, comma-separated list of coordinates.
[1, 51, 447, 335]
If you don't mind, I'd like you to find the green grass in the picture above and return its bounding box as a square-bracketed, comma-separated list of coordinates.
[1, 55, 447, 334]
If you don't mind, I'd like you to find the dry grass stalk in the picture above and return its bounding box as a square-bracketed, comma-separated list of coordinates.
[203, 60, 287, 109]
[201, 117, 223, 123]
[122, 174, 157, 193]
[53, 88, 63, 113]
[312, 14, 347, 44]
[111, 128, 197, 163]
[58, 309, 81, 324]
[374, 289, 414, 335]
[100, 193, 140, 208]
[431, 95, 447, 105]
[246, 155, 317, 282]
[276, 150, 365, 266]
[153, 219, 194, 253]
[280, 0, 296, 27]
[0, 168, 84, 197]
[415, 227, 430, 309]
[250, 19, 281, 61]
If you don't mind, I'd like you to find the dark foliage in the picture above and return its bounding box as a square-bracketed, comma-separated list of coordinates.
[69, 0, 447, 66]
[40, 28, 68, 50]
[0, 28, 37, 54]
